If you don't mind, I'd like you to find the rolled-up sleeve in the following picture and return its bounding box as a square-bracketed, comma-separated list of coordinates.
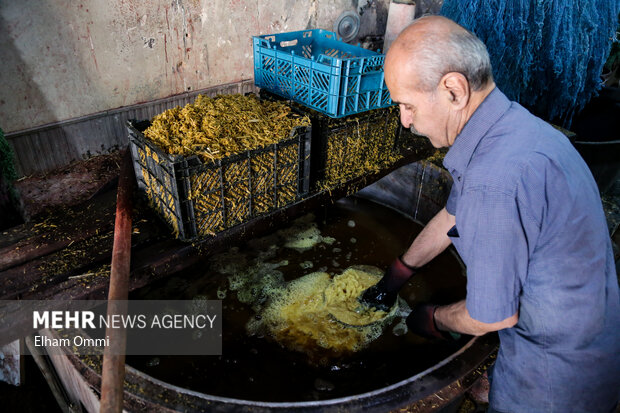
[456, 188, 529, 324]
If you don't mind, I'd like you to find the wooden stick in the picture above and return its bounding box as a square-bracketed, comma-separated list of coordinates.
[99, 150, 134, 413]
[25, 336, 81, 413]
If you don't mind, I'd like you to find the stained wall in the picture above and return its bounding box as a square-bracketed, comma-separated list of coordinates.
[0, 0, 389, 133]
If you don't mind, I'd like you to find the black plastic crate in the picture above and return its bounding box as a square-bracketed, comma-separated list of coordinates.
[128, 120, 311, 240]
[309, 106, 401, 188]
[259, 90, 411, 189]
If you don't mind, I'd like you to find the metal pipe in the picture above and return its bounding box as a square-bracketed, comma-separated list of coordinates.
[383, 0, 417, 53]
[99, 150, 134, 413]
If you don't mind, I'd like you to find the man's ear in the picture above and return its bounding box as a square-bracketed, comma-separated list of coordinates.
[438, 72, 470, 110]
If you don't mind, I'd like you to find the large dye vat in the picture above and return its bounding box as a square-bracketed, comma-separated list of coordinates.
[45, 162, 498, 413]
[125, 196, 467, 401]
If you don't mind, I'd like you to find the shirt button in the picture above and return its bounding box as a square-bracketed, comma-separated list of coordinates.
[457, 176, 462, 181]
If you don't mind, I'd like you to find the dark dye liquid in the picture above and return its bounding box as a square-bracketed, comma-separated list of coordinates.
[126, 197, 468, 402]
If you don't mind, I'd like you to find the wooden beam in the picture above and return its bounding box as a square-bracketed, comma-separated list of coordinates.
[99, 151, 134, 413]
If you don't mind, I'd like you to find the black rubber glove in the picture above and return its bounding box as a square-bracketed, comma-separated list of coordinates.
[359, 256, 417, 312]
[406, 303, 455, 340]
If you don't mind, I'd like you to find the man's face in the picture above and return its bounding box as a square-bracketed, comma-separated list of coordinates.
[384, 46, 456, 148]
[385, 72, 452, 148]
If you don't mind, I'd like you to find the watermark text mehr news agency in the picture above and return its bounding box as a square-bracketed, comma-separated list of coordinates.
[32, 311, 218, 330]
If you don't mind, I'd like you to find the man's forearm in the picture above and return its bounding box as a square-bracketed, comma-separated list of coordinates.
[434, 300, 519, 336]
[401, 207, 455, 267]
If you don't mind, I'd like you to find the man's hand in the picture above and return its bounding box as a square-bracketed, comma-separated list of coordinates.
[406, 303, 454, 340]
[359, 256, 417, 312]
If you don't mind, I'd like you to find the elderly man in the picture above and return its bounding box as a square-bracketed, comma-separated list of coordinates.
[361, 15, 619, 413]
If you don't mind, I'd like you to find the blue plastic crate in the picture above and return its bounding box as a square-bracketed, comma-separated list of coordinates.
[253, 29, 393, 118]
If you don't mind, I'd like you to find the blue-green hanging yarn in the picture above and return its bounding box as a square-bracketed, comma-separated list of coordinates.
[441, 0, 620, 126]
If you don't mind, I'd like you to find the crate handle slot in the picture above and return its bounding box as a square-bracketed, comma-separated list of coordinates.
[280, 39, 298, 48]
[317, 54, 335, 65]
[256, 38, 271, 48]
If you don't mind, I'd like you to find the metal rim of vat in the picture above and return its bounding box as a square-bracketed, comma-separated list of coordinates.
[65, 333, 498, 413]
[572, 139, 620, 194]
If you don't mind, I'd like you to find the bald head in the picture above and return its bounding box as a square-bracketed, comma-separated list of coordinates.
[385, 15, 493, 92]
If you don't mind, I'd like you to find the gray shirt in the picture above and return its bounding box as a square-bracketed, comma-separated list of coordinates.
[443, 88, 620, 412]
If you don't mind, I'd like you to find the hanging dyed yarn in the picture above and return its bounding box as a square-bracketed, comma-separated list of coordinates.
[441, 1, 620, 126]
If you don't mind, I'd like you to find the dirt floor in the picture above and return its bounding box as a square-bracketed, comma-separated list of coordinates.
[14, 151, 122, 220]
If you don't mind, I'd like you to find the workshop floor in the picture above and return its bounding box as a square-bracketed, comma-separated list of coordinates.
[14, 151, 122, 220]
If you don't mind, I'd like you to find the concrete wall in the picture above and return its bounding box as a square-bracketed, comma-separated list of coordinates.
[0, 0, 390, 134]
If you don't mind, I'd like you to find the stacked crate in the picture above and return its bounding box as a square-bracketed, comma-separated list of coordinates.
[128, 112, 310, 240]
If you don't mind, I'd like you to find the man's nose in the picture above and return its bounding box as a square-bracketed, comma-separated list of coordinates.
[400, 111, 412, 129]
